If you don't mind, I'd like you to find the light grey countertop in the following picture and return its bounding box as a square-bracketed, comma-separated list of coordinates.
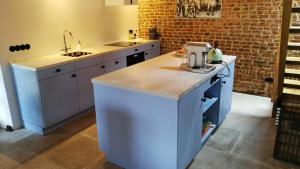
[10, 39, 160, 71]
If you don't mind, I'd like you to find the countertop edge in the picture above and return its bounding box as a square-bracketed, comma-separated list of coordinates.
[92, 79, 179, 100]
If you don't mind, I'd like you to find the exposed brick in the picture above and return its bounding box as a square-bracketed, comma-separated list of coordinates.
[138, 0, 283, 97]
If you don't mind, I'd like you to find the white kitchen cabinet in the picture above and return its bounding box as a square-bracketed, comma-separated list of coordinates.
[76, 63, 107, 111]
[145, 47, 161, 60]
[12, 63, 79, 135]
[39, 72, 79, 127]
[77, 52, 126, 111]
[105, 0, 137, 6]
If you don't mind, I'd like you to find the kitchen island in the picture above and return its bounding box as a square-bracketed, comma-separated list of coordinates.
[92, 52, 236, 169]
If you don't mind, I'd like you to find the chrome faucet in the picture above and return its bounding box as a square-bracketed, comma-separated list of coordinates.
[62, 30, 73, 54]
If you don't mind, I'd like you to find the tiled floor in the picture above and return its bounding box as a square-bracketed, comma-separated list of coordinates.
[0, 92, 299, 169]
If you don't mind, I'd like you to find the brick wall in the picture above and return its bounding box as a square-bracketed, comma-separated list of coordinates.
[138, 0, 282, 97]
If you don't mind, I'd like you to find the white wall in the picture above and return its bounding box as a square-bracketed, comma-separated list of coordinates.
[0, 0, 138, 128]
[0, 68, 13, 128]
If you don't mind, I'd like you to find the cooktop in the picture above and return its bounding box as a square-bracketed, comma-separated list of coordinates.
[105, 41, 142, 47]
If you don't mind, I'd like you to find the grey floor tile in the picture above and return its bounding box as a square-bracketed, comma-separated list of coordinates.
[44, 135, 105, 169]
[0, 154, 20, 169]
[0, 142, 37, 163]
[80, 124, 98, 141]
[189, 146, 229, 169]
[13, 130, 72, 154]
[61, 112, 96, 135]
[232, 140, 291, 169]
[222, 154, 283, 169]
[0, 129, 33, 143]
[15, 156, 67, 169]
[206, 127, 240, 152]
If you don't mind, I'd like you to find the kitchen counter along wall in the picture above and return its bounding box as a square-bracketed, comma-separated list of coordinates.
[0, 0, 138, 128]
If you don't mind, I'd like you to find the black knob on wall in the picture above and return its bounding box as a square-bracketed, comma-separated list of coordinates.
[265, 77, 274, 83]
[15, 45, 21, 51]
[9, 44, 31, 52]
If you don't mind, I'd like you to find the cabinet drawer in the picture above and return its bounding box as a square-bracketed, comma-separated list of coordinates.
[145, 41, 160, 51]
[75, 55, 104, 70]
[179, 80, 211, 110]
[37, 63, 75, 81]
[97, 62, 108, 73]
[104, 50, 126, 62]
[145, 47, 161, 60]
[126, 45, 147, 56]
[106, 57, 126, 73]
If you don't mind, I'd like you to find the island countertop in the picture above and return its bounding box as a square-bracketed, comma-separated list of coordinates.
[92, 52, 236, 100]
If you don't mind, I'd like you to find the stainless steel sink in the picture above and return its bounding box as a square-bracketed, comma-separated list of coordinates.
[62, 51, 92, 57]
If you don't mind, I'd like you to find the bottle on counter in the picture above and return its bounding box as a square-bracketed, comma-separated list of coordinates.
[133, 29, 138, 39]
[76, 40, 82, 50]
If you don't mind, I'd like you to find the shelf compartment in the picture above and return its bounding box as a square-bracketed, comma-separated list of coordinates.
[201, 124, 217, 145]
[201, 97, 218, 114]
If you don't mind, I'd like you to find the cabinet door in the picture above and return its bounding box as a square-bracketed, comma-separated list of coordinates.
[145, 48, 161, 60]
[178, 91, 203, 169]
[39, 72, 79, 127]
[219, 62, 235, 124]
[106, 57, 126, 73]
[77, 64, 106, 111]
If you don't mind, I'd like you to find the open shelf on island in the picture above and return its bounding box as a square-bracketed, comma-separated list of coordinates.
[201, 97, 218, 114]
[201, 123, 217, 145]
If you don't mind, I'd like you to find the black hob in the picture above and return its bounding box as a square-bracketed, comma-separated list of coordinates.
[105, 41, 142, 47]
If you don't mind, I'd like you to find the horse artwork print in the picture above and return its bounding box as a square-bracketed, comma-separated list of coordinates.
[176, 0, 221, 19]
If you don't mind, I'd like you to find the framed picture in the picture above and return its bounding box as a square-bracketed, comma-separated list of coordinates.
[176, 0, 222, 19]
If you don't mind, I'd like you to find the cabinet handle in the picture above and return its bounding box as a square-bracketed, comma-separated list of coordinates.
[135, 49, 138, 52]
[145, 52, 149, 55]
[56, 69, 61, 73]
[101, 65, 105, 69]
[115, 61, 119, 64]
[222, 81, 226, 84]
[151, 44, 154, 47]
[71, 74, 77, 78]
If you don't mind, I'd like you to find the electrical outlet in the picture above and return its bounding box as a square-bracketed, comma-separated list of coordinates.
[9, 44, 31, 52]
